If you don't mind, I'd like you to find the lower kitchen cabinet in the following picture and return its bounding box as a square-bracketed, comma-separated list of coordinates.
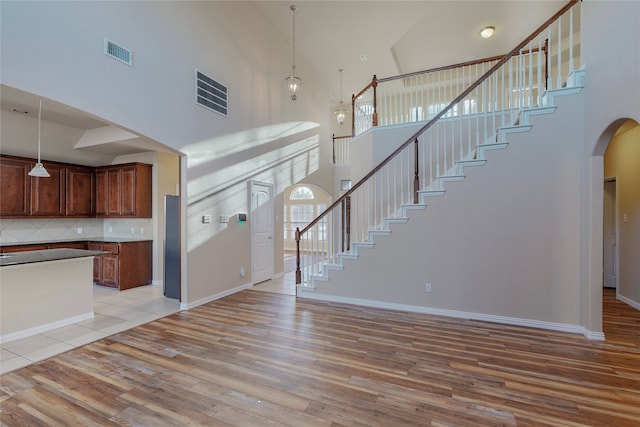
[87, 240, 152, 291]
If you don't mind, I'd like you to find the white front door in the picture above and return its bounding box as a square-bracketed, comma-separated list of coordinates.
[251, 181, 274, 284]
[603, 179, 617, 289]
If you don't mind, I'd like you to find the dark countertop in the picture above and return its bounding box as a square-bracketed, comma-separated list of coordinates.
[0, 237, 152, 247]
[0, 248, 109, 267]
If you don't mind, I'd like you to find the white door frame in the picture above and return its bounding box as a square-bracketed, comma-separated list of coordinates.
[250, 180, 274, 285]
[603, 176, 619, 291]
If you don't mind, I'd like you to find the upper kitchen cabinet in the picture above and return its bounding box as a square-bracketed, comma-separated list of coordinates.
[95, 163, 152, 218]
[0, 156, 31, 216]
[30, 161, 66, 216]
[65, 165, 95, 216]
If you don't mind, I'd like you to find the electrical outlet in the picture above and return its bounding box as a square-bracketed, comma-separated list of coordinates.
[219, 215, 229, 224]
[425, 283, 432, 293]
[140, 227, 144, 235]
[130, 227, 135, 235]
[202, 215, 212, 224]
[76, 227, 83, 235]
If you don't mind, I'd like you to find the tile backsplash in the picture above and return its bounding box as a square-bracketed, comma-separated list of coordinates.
[0, 218, 153, 244]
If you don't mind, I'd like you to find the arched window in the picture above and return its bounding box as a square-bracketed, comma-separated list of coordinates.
[290, 186, 314, 200]
[284, 185, 329, 250]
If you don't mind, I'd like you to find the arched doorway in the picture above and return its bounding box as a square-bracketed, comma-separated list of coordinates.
[602, 119, 640, 309]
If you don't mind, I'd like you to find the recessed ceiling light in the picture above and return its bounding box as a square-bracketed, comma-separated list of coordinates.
[480, 26, 495, 39]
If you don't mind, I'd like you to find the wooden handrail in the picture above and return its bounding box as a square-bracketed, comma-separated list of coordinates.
[376, 47, 546, 85]
[298, 0, 577, 238]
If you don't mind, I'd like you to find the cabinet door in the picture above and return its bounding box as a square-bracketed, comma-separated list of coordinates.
[66, 167, 95, 216]
[95, 169, 108, 216]
[101, 254, 119, 287]
[87, 242, 103, 283]
[0, 157, 31, 216]
[120, 166, 136, 216]
[107, 169, 122, 216]
[30, 162, 66, 216]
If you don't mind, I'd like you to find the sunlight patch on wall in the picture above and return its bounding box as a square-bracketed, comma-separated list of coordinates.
[186, 145, 320, 251]
[183, 121, 319, 168]
[184, 122, 321, 252]
[187, 135, 319, 205]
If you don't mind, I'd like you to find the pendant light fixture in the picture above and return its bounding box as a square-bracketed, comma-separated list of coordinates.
[335, 68, 348, 125]
[284, 5, 302, 100]
[28, 100, 50, 178]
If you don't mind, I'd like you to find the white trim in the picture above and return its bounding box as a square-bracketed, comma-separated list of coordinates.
[179, 282, 252, 311]
[617, 293, 640, 311]
[0, 311, 94, 344]
[298, 292, 605, 340]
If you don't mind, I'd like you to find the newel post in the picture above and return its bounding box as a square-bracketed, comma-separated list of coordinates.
[414, 138, 420, 204]
[372, 75, 378, 127]
[295, 227, 302, 284]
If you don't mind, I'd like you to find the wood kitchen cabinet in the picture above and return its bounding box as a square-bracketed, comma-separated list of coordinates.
[65, 166, 95, 216]
[1, 156, 151, 219]
[95, 163, 152, 218]
[0, 156, 31, 216]
[30, 161, 66, 216]
[88, 240, 152, 290]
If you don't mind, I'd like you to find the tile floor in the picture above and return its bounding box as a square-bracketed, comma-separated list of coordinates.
[0, 284, 181, 375]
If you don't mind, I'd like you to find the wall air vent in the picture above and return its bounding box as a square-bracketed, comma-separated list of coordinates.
[104, 38, 133, 66]
[196, 70, 228, 117]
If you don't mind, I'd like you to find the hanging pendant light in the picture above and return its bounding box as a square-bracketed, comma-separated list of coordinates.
[335, 68, 348, 125]
[28, 100, 50, 178]
[284, 5, 302, 100]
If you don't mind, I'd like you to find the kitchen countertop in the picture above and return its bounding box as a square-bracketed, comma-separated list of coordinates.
[0, 248, 109, 267]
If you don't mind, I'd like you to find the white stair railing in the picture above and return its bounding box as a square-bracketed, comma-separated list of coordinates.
[296, 0, 581, 287]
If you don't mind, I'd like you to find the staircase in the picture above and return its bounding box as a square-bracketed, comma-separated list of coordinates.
[294, 1, 586, 333]
[302, 73, 585, 289]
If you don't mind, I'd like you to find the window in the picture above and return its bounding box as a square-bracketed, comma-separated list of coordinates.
[290, 186, 314, 200]
[284, 185, 331, 250]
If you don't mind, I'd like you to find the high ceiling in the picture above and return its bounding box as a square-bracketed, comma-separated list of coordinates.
[251, 1, 565, 103]
[1, 1, 566, 156]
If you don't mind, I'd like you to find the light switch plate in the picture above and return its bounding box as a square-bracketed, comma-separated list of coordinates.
[202, 215, 212, 224]
[219, 215, 229, 224]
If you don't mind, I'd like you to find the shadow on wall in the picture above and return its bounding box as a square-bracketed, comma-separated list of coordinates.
[182, 121, 321, 251]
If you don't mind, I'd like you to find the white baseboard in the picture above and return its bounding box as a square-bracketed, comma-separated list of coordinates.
[298, 292, 605, 340]
[152, 280, 162, 286]
[617, 292, 640, 311]
[179, 282, 252, 311]
[0, 311, 94, 344]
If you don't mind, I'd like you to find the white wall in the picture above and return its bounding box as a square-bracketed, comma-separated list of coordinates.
[1, 1, 334, 305]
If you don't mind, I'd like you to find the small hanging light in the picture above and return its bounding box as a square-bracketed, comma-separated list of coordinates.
[284, 5, 302, 100]
[28, 100, 50, 178]
[335, 68, 348, 125]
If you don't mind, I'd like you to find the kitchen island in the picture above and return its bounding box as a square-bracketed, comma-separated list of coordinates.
[0, 248, 106, 343]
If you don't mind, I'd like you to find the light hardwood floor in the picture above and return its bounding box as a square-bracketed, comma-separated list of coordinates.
[0, 288, 638, 426]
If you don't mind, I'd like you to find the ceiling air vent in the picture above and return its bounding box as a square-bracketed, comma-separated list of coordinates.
[104, 38, 133, 66]
[196, 70, 228, 117]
